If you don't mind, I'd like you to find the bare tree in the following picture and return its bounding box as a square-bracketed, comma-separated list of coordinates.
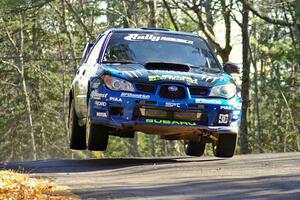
[240, 1, 250, 154]
[1, 15, 38, 160]
[170, 0, 233, 62]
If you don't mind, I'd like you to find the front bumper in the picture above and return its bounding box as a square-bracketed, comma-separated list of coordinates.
[89, 85, 242, 134]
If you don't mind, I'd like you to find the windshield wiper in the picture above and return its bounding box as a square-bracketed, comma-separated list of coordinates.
[102, 60, 138, 64]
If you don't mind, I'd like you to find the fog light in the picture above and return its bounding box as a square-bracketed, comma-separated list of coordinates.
[174, 112, 194, 120]
[139, 108, 168, 118]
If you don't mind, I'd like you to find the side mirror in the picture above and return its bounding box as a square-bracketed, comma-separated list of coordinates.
[82, 42, 94, 61]
[223, 62, 240, 74]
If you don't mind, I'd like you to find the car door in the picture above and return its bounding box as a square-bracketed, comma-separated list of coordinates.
[74, 34, 107, 120]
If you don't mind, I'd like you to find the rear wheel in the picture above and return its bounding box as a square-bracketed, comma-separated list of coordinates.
[86, 100, 109, 151]
[69, 99, 86, 150]
[185, 140, 206, 157]
[213, 133, 237, 158]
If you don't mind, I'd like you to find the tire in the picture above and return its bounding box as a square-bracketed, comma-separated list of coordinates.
[69, 99, 86, 150]
[185, 140, 206, 157]
[86, 100, 109, 151]
[213, 133, 237, 158]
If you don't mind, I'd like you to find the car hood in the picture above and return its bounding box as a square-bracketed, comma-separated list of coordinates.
[97, 63, 233, 87]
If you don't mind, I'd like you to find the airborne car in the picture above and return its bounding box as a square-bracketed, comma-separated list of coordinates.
[69, 28, 242, 158]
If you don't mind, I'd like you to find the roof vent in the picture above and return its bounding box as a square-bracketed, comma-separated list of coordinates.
[145, 62, 190, 72]
[140, 27, 169, 31]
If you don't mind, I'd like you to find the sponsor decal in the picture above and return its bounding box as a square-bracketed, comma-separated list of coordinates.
[165, 102, 181, 108]
[149, 75, 198, 84]
[233, 110, 241, 115]
[220, 105, 231, 110]
[124, 34, 194, 45]
[218, 114, 229, 124]
[96, 112, 107, 117]
[145, 119, 197, 126]
[121, 92, 150, 99]
[195, 98, 222, 104]
[91, 91, 108, 100]
[231, 121, 239, 127]
[109, 97, 122, 102]
[234, 104, 242, 109]
[94, 101, 107, 107]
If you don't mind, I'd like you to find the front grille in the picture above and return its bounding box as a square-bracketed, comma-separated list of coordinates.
[159, 85, 186, 99]
[134, 107, 208, 124]
[135, 83, 157, 93]
[136, 100, 157, 105]
[188, 104, 207, 109]
[189, 87, 210, 96]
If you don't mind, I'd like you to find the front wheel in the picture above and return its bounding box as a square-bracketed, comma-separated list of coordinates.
[213, 133, 237, 158]
[86, 100, 109, 151]
[185, 140, 206, 157]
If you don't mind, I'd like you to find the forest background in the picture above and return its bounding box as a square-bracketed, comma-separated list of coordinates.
[0, 0, 299, 161]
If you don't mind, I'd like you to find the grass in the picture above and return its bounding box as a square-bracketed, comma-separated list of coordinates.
[0, 170, 80, 200]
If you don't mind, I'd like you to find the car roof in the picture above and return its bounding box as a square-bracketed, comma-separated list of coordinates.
[107, 28, 201, 38]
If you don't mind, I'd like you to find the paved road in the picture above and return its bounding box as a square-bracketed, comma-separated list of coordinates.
[1, 152, 300, 200]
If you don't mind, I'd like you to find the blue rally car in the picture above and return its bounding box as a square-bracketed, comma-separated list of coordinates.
[69, 28, 242, 158]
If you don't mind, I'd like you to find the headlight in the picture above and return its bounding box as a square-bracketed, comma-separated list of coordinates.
[104, 75, 135, 92]
[209, 83, 236, 99]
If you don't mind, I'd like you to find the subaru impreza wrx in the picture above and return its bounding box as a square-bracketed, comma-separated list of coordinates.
[69, 28, 242, 157]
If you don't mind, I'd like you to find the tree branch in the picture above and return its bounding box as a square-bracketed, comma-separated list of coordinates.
[242, 0, 297, 27]
[64, 0, 95, 40]
[0, 80, 18, 87]
[4, 0, 53, 13]
[0, 60, 21, 74]
[220, 0, 232, 51]
[162, 0, 179, 31]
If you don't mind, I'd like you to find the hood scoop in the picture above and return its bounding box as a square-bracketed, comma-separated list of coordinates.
[145, 62, 190, 72]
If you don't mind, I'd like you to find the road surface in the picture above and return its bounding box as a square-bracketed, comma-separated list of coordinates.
[1, 152, 300, 200]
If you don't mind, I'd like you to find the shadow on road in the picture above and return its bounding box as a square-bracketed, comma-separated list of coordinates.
[74, 174, 300, 200]
[0, 157, 223, 173]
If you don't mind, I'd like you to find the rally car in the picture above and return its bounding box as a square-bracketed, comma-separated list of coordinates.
[69, 28, 242, 158]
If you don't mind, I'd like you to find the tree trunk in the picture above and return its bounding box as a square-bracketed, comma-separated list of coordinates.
[54, 22, 70, 148]
[162, 0, 179, 31]
[60, 0, 78, 72]
[146, 0, 157, 157]
[19, 16, 37, 160]
[240, 2, 250, 154]
[128, 136, 139, 157]
[150, 136, 156, 157]
[147, 0, 156, 28]
[122, 0, 130, 28]
[160, 140, 167, 156]
[295, 1, 300, 44]
[204, 0, 214, 34]
[250, 23, 263, 153]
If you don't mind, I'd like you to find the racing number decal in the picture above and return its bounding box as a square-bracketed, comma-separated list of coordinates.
[218, 114, 229, 124]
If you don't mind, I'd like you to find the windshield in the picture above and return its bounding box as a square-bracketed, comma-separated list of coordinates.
[102, 32, 221, 71]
